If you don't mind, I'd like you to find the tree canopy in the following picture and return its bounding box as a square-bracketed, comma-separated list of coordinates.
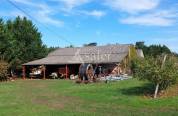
[132, 55, 178, 98]
[135, 42, 171, 57]
[0, 16, 49, 71]
[83, 42, 97, 47]
[0, 59, 8, 81]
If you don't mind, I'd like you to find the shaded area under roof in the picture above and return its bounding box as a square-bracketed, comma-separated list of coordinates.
[23, 44, 130, 66]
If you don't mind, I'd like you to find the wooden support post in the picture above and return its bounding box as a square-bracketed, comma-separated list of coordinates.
[22, 65, 26, 80]
[66, 64, 68, 79]
[43, 65, 46, 80]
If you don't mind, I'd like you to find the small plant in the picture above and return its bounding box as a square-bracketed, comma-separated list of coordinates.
[0, 60, 9, 81]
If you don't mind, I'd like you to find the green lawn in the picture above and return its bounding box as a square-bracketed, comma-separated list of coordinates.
[0, 79, 178, 116]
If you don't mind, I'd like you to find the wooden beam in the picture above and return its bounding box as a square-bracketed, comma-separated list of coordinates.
[43, 65, 46, 80]
[22, 65, 26, 80]
[65, 64, 68, 79]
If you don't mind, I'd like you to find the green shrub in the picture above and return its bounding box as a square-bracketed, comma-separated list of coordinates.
[0, 60, 9, 81]
[131, 55, 178, 98]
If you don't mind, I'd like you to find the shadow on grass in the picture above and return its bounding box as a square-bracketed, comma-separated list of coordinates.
[120, 83, 155, 96]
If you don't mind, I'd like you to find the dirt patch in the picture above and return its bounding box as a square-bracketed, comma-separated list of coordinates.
[32, 97, 64, 109]
[138, 83, 178, 99]
[159, 84, 178, 98]
[32, 95, 84, 110]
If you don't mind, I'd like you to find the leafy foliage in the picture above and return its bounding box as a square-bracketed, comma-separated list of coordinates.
[132, 56, 178, 97]
[0, 19, 10, 58]
[135, 42, 171, 57]
[0, 17, 49, 71]
[129, 45, 137, 59]
[0, 60, 9, 81]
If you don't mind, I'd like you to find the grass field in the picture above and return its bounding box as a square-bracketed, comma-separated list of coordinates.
[0, 79, 178, 116]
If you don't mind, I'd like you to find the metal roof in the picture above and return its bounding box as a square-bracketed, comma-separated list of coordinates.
[23, 44, 130, 65]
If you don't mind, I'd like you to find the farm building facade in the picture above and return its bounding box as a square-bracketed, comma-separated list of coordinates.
[22, 44, 137, 79]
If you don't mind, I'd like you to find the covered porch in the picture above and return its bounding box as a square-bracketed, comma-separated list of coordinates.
[22, 64, 80, 80]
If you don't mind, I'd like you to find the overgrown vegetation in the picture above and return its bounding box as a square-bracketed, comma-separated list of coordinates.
[132, 55, 178, 98]
[0, 60, 9, 81]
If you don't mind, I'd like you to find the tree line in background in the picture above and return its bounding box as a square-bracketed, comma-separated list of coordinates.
[135, 41, 172, 57]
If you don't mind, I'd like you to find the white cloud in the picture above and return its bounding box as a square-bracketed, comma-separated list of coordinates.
[105, 0, 160, 14]
[104, 0, 178, 27]
[120, 10, 177, 26]
[11, 0, 64, 27]
[0, 10, 26, 18]
[36, 8, 64, 26]
[80, 10, 106, 18]
[56, 0, 91, 11]
[13, 0, 32, 5]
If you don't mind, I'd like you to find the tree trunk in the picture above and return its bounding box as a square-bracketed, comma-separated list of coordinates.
[161, 55, 167, 68]
[154, 83, 159, 98]
[153, 55, 167, 99]
[154, 55, 167, 99]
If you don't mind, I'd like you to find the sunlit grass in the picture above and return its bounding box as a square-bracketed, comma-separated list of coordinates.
[0, 79, 177, 116]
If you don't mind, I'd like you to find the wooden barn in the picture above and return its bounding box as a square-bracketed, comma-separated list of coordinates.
[22, 44, 137, 79]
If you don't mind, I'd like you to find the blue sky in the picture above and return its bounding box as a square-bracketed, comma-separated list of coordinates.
[0, 0, 178, 52]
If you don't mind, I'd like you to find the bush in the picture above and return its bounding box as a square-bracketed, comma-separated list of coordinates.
[0, 60, 9, 81]
[131, 55, 178, 98]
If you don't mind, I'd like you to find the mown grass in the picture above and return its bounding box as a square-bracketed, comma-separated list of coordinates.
[0, 79, 177, 116]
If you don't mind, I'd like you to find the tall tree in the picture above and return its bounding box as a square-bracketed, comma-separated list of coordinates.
[146, 45, 171, 57]
[5, 16, 48, 71]
[0, 18, 10, 58]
